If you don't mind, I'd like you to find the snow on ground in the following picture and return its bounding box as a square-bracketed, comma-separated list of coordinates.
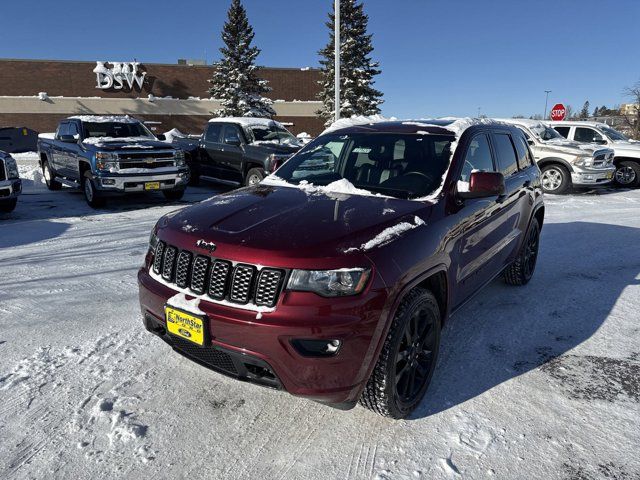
[1, 156, 639, 479]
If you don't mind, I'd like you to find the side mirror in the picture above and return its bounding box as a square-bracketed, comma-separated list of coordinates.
[59, 134, 78, 143]
[593, 138, 607, 144]
[156, 134, 166, 141]
[527, 139, 535, 146]
[458, 171, 506, 199]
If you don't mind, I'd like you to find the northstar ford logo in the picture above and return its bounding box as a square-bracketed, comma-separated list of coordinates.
[196, 239, 217, 253]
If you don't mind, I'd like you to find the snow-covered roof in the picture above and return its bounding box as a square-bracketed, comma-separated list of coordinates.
[494, 118, 546, 129]
[68, 115, 138, 123]
[208, 117, 285, 129]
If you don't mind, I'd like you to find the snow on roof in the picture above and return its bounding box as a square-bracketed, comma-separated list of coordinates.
[493, 118, 548, 129]
[208, 117, 285, 129]
[69, 115, 138, 123]
[322, 115, 395, 134]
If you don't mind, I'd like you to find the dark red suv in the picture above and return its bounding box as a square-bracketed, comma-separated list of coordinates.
[138, 119, 544, 419]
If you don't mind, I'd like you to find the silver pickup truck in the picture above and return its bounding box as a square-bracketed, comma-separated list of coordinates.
[497, 118, 615, 194]
[38, 115, 189, 208]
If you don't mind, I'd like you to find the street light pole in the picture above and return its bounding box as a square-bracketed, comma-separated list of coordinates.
[334, 0, 340, 122]
[544, 90, 552, 119]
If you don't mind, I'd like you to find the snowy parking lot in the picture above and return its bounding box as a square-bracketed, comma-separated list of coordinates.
[1, 154, 639, 479]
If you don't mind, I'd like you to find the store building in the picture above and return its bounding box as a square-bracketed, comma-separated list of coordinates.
[0, 59, 325, 136]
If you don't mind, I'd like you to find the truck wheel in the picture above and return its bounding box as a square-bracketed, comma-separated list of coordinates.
[0, 198, 18, 213]
[245, 167, 265, 187]
[360, 288, 441, 419]
[540, 164, 570, 194]
[43, 160, 62, 190]
[614, 161, 640, 187]
[163, 189, 185, 201]
[82, 172, 106, 208]
[504, 218, 540, 286]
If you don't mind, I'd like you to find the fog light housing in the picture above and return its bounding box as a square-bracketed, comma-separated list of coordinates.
[101, 178, 116, 186]
[291, 339, 342, 357]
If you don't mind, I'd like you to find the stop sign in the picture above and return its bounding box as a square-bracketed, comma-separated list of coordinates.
[550, 104, 566, 121]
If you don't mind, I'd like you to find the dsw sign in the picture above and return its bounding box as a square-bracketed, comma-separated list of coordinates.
[94, 61, 146, 90]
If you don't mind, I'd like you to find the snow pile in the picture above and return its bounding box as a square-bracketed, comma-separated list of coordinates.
[38, 92, 49, 101]
[322, 114, 396, 134]
[346, 216, 426, 252]
[296, 132, 313, 145]
[163, 128, 186, 143]
[82, 136, 155, 146]
[38, 132, 56, 140]
[208, 117, 285, 130]
[166, 293, 205, 316]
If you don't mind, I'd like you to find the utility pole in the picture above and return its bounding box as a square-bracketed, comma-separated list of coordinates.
[544, 90, 552, 119]
[334, 0, 341, 122]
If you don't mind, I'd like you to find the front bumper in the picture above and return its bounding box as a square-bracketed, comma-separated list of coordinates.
[95, 168, 189, 192]
[570, 165, 616, 186]
[0, 179, 22, 200]
[137, 265, 388, 407]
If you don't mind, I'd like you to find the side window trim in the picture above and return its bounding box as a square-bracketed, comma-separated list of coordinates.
[456, 132, 497, 183]
[490, 131, 521, 176]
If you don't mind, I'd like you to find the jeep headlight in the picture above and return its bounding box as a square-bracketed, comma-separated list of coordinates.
[287, 268, 370, 297]
[174, 150, 186, 167]
[4, 156, 19, 179]
[574, 156, 594, 167]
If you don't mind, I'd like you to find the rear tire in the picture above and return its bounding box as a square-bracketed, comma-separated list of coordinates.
[614, 160, 640, 188]
[245, 167, 265, 187]
[540, 164, 570, 194]
[0, 198, 17, 213]
[360, 288, 441, 419]
[42, 160, 62, 190]
[163, 189, 185, 201]
[82, 171, 106, 208]
[504, 218, 540, 286]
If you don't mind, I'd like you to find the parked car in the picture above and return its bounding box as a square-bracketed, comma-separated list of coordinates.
[0, 151, 21, 213]
[549, 120, 640, 187]
[138, 118, 544, 419]
[172, 117, 302, 187]
[37, 115, 189, 208]
[496, 118, 615, 194]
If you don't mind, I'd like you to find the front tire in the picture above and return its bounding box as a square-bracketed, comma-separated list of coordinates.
[245, 167, 265, 187]
[82, 171, 106, 208]
[43, 160, 62, 190]
[360, 288, 441, 419]
[540, 164, 570, 194]
[0, 198, 17, 213]
[504, 218, 540, 286]
[614, 161, 640, 188]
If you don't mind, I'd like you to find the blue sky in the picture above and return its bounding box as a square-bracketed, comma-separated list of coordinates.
[1, 0, 638, 118]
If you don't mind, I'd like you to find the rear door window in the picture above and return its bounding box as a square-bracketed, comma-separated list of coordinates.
[513, 134, 534, 169]
[553, 126, 570, 138]
[493, 133, 519, 177]
[575, 127, 604, 143]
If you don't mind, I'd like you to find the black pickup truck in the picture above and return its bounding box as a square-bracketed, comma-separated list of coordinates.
[172, 118, 302, 187]
[38, 115, 189, 208]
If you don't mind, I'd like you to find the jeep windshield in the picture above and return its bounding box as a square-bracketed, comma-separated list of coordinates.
[82, 122, 155, 140]
[248, 123, 300, 146]
[274, 132, 454, 199]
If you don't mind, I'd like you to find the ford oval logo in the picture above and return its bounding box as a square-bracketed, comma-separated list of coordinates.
[178, 328, 192, 338]
[196, 239, 217, 253]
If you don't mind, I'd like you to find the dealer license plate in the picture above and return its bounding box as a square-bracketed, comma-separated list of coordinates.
[145, 181, 161, 191]
[165, 306, 207, 346]
[606, 171, 614, 180]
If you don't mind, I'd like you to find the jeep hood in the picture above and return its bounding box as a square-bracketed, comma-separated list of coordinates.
[158, 185, 433, 265]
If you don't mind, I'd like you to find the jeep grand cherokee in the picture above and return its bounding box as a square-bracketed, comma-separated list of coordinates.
[138, 118, 544, 419]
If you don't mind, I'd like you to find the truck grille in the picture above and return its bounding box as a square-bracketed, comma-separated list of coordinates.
[118, 151, 175, 160]
[152, 241, 285, 308]
[593, 150, 614, 166]
[118, 160, 175, 169]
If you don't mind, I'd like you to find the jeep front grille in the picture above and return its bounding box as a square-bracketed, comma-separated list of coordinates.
[152, 241, 285, 308]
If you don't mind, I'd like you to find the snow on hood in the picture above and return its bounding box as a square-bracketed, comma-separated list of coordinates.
[163, 128, 186, 143]
[82, 136, 158, 147]
[345, 216, 426, 253]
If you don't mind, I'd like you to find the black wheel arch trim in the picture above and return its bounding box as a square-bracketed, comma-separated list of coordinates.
[613, 156, 640, 166]
[537, 157, 574, 173]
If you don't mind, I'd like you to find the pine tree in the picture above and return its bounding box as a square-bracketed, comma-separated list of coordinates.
[579, 101, 590, 119]
[318, 0, 383, 125]
[592, 106, 600, 117]
[208, 0, 275, 118]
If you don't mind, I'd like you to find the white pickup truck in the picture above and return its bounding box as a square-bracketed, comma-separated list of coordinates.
[549, 121, 640, 187]
[497, 118, 615, 194]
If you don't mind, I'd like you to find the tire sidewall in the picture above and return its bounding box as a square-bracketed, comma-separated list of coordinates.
[245, 168, 265, 187]
[540, 164, 570, 194]
[385, 293, 441, 418]
[614, 161, 640, 187]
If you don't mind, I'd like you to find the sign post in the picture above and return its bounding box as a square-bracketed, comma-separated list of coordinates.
[550, 104, 566, 121]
